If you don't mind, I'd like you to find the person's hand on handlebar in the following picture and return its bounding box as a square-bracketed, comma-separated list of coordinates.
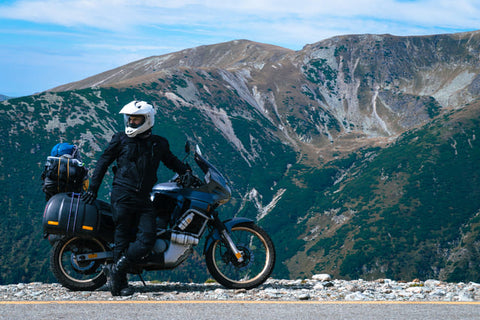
[180, 170, 193, 187]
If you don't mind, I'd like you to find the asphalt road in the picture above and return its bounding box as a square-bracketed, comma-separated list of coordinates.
[1, 301, 480, 320]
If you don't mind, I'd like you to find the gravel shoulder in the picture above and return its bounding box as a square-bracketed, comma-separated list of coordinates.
[2, 275, 480, 302]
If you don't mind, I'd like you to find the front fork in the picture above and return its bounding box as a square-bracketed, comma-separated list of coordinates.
[212, 213, 244, 263]
[220, 229, 244, 263]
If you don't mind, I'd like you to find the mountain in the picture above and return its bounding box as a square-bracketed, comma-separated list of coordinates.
[278, 101, 480, 281]
[1, 30, 480, 284]
[0, 94, 9, 101]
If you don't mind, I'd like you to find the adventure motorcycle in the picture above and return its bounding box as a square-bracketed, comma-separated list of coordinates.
[42, 144, 275, 291]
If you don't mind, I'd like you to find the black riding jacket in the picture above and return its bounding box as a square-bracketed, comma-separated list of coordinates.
[89, 132, 189, 196]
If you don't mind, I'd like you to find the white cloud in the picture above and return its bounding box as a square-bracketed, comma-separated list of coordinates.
[0, 0, 134, 29]
[1, 0, 479, 34]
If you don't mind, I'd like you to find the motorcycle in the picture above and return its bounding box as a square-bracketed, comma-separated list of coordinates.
[42, 143, 275, 291]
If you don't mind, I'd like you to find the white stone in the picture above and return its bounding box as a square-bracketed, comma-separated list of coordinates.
[345, 284, 359, 292]
[313, 283, 326, 290]
[312, 274, 332, 281]
[458, 291, 475, 302]
[424, 279, 441, 287]
[406, 286, 424, 294]
[430, 289, 446, 297]
[345, 292, 368, 301]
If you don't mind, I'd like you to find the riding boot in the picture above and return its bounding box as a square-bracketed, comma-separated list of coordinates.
[105, 256, 134, 296]
[119, 275, 134, 296]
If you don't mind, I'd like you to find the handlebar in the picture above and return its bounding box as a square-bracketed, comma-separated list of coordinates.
[174, 171, 204, 188]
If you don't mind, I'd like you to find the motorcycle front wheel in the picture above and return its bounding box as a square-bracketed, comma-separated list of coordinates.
[205, 222, 276, 289]
[50, 236, 109, 291]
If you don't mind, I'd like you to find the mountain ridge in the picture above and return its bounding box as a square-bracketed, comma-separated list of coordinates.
[82, 31, 479, 149]
[52, 40, 293, 92]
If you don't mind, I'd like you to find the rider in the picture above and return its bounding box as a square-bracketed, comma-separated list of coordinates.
[81, 100, 191, 296]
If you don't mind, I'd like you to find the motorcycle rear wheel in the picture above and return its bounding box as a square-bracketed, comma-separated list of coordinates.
[205, 222, 275, 289]
[50, 236, 109, 291]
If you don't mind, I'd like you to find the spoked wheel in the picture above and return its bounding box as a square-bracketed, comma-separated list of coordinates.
[206, 222, 275, 289]
[50, 236, 109, 291]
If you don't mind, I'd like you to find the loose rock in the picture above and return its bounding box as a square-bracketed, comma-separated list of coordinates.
[1, 277, 480, 302]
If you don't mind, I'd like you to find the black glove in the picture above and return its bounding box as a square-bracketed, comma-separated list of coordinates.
[180, 170, 193, 187]
[81, 190, 97, 205]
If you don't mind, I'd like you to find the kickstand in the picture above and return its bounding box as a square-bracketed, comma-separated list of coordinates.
[138, 273, 147, 286]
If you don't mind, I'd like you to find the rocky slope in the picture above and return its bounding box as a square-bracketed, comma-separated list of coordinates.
[51, 32, 480, 160]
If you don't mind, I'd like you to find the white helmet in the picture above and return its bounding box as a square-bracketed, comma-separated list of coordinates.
[119, 101, 155, 137]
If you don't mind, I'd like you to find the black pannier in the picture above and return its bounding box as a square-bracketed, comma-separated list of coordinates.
[42, 192, 114, 241]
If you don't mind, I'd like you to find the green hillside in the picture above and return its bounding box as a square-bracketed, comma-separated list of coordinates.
[0, 87, 296, 284]
[277, 101, 480, 281]
[2, 87, 480, 284]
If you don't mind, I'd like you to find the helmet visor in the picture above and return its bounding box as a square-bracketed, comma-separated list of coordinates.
[126, 115, 146, 129]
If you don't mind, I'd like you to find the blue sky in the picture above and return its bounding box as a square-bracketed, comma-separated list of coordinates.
[1, 0, 479, 97]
